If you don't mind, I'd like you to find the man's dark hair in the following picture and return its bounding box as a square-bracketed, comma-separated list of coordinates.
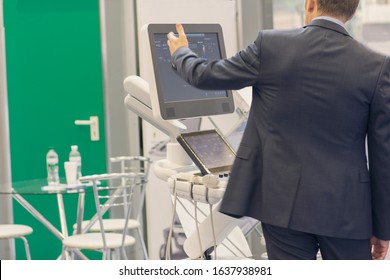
[317, 0, 360, 20]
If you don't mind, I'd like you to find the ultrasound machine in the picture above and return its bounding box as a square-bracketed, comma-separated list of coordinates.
[124, 23, 257, 260]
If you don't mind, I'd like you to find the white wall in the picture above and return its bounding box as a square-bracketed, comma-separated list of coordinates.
[362, 4, 390, 23]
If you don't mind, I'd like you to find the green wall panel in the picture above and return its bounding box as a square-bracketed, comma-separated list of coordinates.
[4, 0, 107, 259]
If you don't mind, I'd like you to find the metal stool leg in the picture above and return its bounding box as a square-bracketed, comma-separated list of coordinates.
[19, 236, 31, 260]
[136, 227, 149, 259]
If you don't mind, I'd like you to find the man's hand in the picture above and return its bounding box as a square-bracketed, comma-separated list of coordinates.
[167, 23, 189, 55]
[371, 236, 389, 260]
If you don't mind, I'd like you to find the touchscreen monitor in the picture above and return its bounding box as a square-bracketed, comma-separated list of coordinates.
[148, 23, 235, 120]
[177, 129, 236, 175]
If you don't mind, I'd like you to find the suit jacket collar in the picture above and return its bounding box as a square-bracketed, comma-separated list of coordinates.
[305, 19, 351, 38]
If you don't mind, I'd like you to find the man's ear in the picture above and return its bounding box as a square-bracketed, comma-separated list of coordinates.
[306, 0, 316, 13]
[304, 0, 319, 24]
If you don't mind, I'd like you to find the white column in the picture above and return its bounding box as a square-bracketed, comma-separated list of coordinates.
[0, 0, 15, 260]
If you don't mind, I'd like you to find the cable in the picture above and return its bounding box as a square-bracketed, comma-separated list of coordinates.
[165, 178, 178, 260]
[209, 203, 217, 260]
[176, 197, 199, 219]
[176, 197, 249, 259]
[194, 201, 204, 260]
[221, 236, 249, 258]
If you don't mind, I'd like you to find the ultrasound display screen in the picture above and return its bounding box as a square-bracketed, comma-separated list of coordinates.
[152, 32, 227, 102]
[148, 24, 234, 120]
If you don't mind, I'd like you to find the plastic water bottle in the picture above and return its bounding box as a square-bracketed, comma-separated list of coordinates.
[46, 148, 60, 185]
[69, 145, 82, 180]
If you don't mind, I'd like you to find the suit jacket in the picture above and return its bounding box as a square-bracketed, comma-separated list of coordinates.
[171, 19, 390, 240]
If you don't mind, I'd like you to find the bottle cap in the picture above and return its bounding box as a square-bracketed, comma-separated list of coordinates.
[71, 145, 78, 151]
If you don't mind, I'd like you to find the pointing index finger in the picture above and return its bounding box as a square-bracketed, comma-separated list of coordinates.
[176, 23, 186, 37]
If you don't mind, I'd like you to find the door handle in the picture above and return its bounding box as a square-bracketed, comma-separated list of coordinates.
[75, 116, 100, 141]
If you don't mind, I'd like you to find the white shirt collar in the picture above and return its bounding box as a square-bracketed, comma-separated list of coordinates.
[313, 16, 346, 28]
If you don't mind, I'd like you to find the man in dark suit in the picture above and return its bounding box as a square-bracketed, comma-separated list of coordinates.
[167, 0, 390, 260]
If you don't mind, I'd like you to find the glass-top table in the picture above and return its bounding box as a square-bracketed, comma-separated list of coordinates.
[0, 178, 92, 195]
[0, 179, 93, 258]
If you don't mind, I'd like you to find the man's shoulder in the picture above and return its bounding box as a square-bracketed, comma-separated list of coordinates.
[260, 27, 304, 37]
[349, 38, 387, 62]
[254, 27, 305, 46]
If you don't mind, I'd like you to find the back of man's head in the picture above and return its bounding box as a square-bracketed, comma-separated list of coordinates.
[317, 0, 360, 20]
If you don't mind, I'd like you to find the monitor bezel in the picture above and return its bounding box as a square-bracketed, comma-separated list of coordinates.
[147, 23, 235, 120]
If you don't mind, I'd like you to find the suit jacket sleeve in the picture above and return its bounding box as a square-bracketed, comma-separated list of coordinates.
[368, 56, 390, 240]
[171, 34, 262, 90]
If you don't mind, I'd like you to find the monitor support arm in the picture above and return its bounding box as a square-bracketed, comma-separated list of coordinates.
[124, 75, 186, 140]
[124, 75, 193, 180]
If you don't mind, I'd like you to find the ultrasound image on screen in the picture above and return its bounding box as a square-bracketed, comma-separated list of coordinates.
[153, 32, 227, 102]
[183, 132, 235, 170]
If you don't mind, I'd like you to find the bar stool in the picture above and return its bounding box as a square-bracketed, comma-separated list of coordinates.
[70, 157, 150, 259]
[0, 224, 33, 260]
